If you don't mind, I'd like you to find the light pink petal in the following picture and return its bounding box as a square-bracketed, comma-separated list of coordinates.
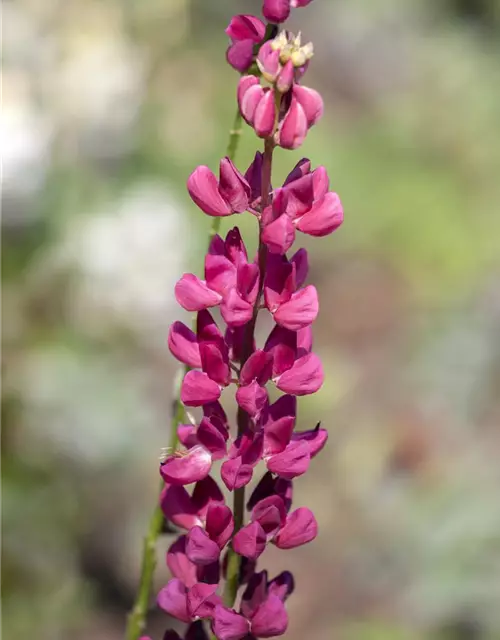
[218, 158, 251, 213]
[205, 503, 234, 549]
[175, 274, 221, 312]
[232, 521, 267, 560]
[181, 370, 221, 407]
[187, 166, 231, 216]
[250, 594, 288, 638]
[296, 191, 344, 237]
[257, 42, 281, 81]
[238, 78, 265, 126]
[186, 526, 221, 565]
[157, 578, 190, 623]
[220, 288, 253, 327]
[160, 445, 213, 486]
[236, 381, 269, 419]
[213, 606, 250, 640]
[266, 440, 310, 479]
[261, 213, 296, 255]
[293, 84, 324, 127]
[276, 60, 294, 93]
[225, 15, 266, 42]
[254, 89, 276, 139]
[274, 352, 324, 395]
[221, 456, 254, 491]
[277, 97, 308, 150]
[273, 285, 319, 331]
[274, 507, 318, 549]
[292, 423, 328, 457]
[160, 485, 201, 530]
[240, 349, 274, 386]
[168, 321, 202, 368]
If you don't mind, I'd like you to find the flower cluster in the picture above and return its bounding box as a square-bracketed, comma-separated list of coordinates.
[153, 1, 343, 638]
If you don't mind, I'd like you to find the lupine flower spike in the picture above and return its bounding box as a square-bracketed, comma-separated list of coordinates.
[156, 0, 344, 638]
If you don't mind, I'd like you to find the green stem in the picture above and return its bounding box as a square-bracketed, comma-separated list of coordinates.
[124, 109, 244, 640]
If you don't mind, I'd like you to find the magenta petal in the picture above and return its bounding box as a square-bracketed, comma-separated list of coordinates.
[187, 166, 232, 216]
[240, 349, 273, 386]
[187, 582, 221, 620]
[218, 158, 251, 213]
[186, 526, 221, 565]
[254, 89, 276, 138]
[226, 40, 255, 73]
[226, 15, 266, 42]
[197, 417, 228, 460]
[290, 248, 309, 287]
[268, 571, 295, 601]
[262, 0, 291, 23]
[296, 191, 344, 236]
[168, 322, 202, 368]
[177, 424, 198, 448]
[263, 413, 295, 456]
[175, 274, 222, 312]
[283, 158, 311, 186]
[297, 325, 313, 354]
[274, 507, 318, 549]
[236, 381, 269, 419]
[220, 288, 253, 327]
[277, 97, 308, 150]
[241, 570, 268, 620]
[238, 78, 265, 125]
[237, 262, 259, 305]
[275, 352, 324, 395]
[245, 151, 263, 205]
[257, 42, 281, 81]
[221, 456, 254, 491]
[160, 446, 213, 486]
[197, 309, 224, 343]
[261, 213, 296, 255]
[157, 578, 190, 623]
[252, 496, 287, 536]
[232, 521, 267, 560]
[205, 503, 234, 549]
[276, 60, 294, 93]
[205, 254, 237, 295]
[191, 476, 225, 517]
[292, 424, 328, 457]
[293, 84, 324, 127]
[213, 606, 250, 640]
[167, 536, 198, 587]
[250, 594, 288, 638]
[199, 342, 230, 387]
[264, 325, 297, 377]
[181, 370, 221, 406]
[274, 285, 319, 331]
[266, 440, 311, 479]
[161, 485, 201, 530]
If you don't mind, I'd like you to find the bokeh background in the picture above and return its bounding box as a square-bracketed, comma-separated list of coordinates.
[3, 0, 500, 639]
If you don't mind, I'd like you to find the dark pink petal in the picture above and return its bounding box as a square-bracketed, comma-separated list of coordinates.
[213, 606, 250, 640]
[225, 227, 248, 265]
[293, 84, 324, 127]
[177, 424, 198, 448]
[166, 536, 198, 587]
[263, 412, 295, 456]
[208, 233, 225, 256]
[175, 274, 221, 312]
[186, 526, 221, 565]
[205, 254, 237, 295]
[232, 521, 267, 560]
[197, 309, 224, 343]
[168, 321, 202, 368]
[263, 0, 291, 23]
[161, 485, 201, 530]
[292, 0, 314, 7]
[266, 440, 311, 479]
[218, 158, 251, 213]
[240, 349, 273, 386]
[283, 158, 311, 186]
[268, 571, 295, 601]
[274, 507, 318, 549]
[247, 472, 293, 513]
[311, 165, 330, 198]
[157, 578, 190, 623]
[292, 423, 328, 457]
[187, 166, 231, 216]
[273, 285, 319, 331]
[252, 495, 287, 536]
[181, 370, 221, 406]
[244, 151, 264, 206]
[197, 417, 228, 460]
[221, 456, 254, 491]
[185, 621, 210, 640]
[254, 89, 276, 138]
[263, 256, 294, 312]
[205, 502, 234, 549]
[274, 352, 324, 395]
[261, 213, 296, 255]
[191, 476, 225, 517]
[290, 248, 309, 288]
[187, 582, 221, 619]
[268, 393, 297, 423]
[226, 15, 266, 42]
[241, 570, 268, 619]
[297, 325, 313, 354]
[277, 97, 308, 150]
[220, 288, 253, 327]
[160, 446, 213, 486]
[226, 40, 255, 73]
[238, 77, 264, 125]
[199, 342, 230, 387]
[296, 191, 344, 236]
[236, 381, 269, 420]
[237, 262, 259, 305]
[203, 401, 229, 429]
[250, 594, 288, 638]
[264, 325, 297, 377]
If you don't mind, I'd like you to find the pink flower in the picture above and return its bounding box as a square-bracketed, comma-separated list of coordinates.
[226, 15, 266, 73]
[188, 158, 250, 217]
[263, 0, 314, 24]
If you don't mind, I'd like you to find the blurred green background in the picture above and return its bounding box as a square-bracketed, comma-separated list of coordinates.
[2, 1, 500, 639]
